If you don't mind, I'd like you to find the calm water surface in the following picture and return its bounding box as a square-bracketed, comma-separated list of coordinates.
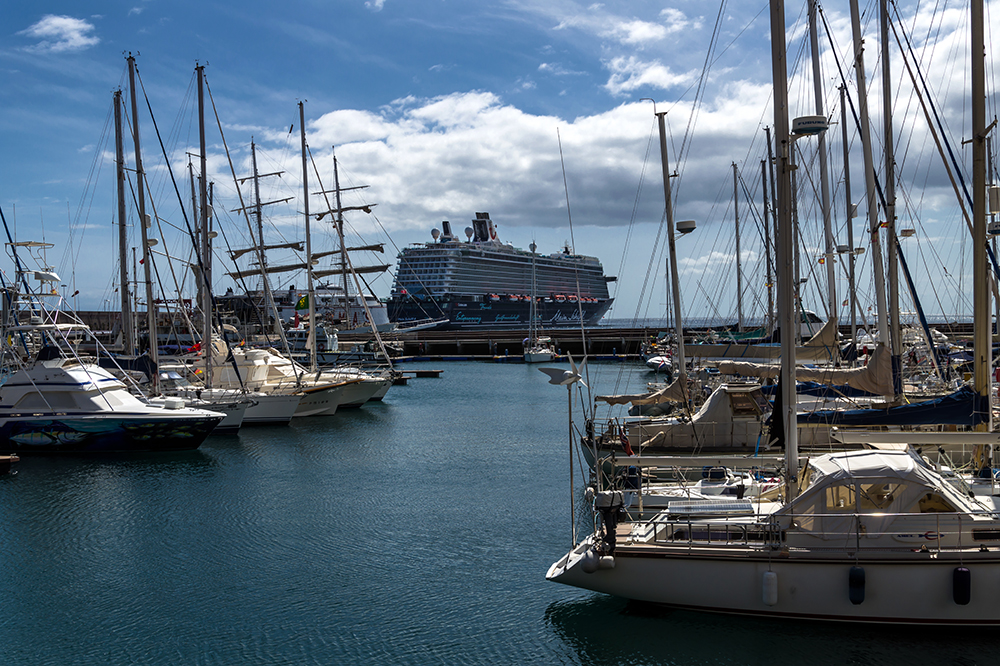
[0, 361, 998, 665]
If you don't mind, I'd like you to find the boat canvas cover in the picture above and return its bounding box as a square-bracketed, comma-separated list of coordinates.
[797, 385, 988, 427]
[802, 316, 839, 348]
[781, 449, 973, 540]
[596, 378, 686, 406]
[717, 344, 892, 396]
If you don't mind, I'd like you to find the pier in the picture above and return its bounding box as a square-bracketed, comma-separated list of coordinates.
[67, 311, 978, 363]
[346, 327, 651, 361]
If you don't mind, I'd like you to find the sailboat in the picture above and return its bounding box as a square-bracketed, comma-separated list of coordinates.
[546, 0, 1000, 624]
[524, 242, 556, 363]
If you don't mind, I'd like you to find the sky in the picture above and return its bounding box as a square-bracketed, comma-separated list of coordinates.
[1, 0, 998, 326]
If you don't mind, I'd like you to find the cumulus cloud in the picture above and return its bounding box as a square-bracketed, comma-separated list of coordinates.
[18, 15, 100, 53]
[603, 19, 668, 45]
[604, 56, 694, 95]
[659, 8, 702, 33]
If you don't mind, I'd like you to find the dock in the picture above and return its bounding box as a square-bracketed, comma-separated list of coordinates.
[344, 327, 653, 360]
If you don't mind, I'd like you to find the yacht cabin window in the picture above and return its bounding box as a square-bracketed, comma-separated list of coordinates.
[14, 392, 78, 410]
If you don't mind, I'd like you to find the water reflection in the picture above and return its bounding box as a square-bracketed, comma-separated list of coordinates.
[545, 594, 999, 666]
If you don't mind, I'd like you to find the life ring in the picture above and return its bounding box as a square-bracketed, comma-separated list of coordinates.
[318, 342, 326, 352]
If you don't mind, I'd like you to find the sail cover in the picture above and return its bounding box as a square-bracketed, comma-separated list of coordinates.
[797, 385, 989, 427]
[802, 316, 838, 348]
[718, 343, 893, 396]
[596, 378, 686, 406]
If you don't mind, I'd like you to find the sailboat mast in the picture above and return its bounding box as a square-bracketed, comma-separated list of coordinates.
[761, 159, 774, 329]
[808, 0, 836, 320]
[127, 54, 159, 392]
[114, 89, 135, 355]
[299, 101, 317, 372]
[250, 142, 291, 355]
[849, 0, 891, 353]
[840, 85, 859, 356]
[655, 110, 687, 403]
[332, 152, 348, 326]
[990, 137, 1000, 327]
[971, 0, 991, 430]
[765, 126, 779, 333]
[196, 64, 212, 389]
[770, 0, 798, 496]
[529, 242, 538, 342]
[733, 162, 743, 331]
[880, 0, 903, 401]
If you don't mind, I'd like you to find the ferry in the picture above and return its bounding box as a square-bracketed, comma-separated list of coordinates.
[387, 212, 615, 330]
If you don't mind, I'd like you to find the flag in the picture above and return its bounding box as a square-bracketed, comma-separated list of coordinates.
[295, 294, 309, 310]
[619, 426, 634, 456]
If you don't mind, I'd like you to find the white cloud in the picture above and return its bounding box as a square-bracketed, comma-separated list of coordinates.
[18, 15, 100, 53]
[365, 0, 385, 11]
[129, 7, 144, 16]
[659, 8, 702, 33]
[538, 62, 585, 76]
[603, 56, 694, 95]
[603, 19, 667, 46]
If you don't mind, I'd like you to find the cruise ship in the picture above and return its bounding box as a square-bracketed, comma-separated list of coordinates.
[387, 213, 615, 330]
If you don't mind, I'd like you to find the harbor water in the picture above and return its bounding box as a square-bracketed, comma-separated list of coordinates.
[1, 361, 998, 665]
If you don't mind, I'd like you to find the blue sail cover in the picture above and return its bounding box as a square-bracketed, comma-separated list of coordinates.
[797, 385, 989, 427]
[761, 381, 880, 399]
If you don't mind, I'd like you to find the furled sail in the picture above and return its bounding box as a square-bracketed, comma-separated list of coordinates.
[596, 378, 686, 406]
[313, 264, 391, 279]
[717, 343, 892, 396]
[226, 260, 317, 279]
[228, 242, 304, 260]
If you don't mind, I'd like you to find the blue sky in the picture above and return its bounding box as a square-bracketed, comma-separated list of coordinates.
[1, 1, 996, 326]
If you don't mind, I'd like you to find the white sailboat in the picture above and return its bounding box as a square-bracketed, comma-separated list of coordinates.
[546, 0, 1000, 624]
[523, 242, 555, 363]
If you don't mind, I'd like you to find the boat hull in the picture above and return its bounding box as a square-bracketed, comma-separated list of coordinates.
[549, 536, 1000, 624]
[0, 414, 223, 453]
[388, 296, 612, 331]
[242, 394, 301, 425]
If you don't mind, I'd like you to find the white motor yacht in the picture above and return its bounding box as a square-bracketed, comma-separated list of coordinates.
[0, 353, 223, 453]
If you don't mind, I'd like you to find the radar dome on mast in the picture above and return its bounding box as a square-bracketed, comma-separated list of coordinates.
[431, 228, 441, 241]
[465, 227, 474, 241]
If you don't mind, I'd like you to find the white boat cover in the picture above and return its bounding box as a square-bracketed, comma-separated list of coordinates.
[716, 343, 892, 396]
[802, 316, 838, 347]
[780, 449, 976, 539]
[596, 378, 686, 406]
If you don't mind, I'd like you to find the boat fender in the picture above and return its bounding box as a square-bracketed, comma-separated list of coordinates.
[598, 556, 616, 570]
[848, 566, 865, 605]
[581, 549, 599, 574]
[954, 567, 971, 605]
[762, 571, 778, 606]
